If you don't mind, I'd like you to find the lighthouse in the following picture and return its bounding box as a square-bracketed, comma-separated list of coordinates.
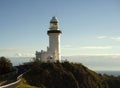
[36, 16, 62, 62]
[48, 16, 62, 61]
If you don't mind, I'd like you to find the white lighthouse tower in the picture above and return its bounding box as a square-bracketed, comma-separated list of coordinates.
[36, 16, 62, 62]
[48, 16, 62, 61]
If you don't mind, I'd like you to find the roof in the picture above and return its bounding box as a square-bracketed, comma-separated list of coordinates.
[50, 16, 59, 23]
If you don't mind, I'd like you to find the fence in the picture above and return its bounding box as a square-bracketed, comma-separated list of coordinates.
[0, 70, 30, 88]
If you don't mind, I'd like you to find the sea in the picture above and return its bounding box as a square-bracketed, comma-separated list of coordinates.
[8, 55, 120, 76]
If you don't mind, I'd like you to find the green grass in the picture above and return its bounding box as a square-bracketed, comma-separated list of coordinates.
[18, 78, 37, 88]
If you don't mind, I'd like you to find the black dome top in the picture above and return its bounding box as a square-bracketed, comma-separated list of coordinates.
[50, 16, 59, 23]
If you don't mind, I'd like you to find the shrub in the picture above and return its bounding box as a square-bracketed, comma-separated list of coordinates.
[0, 57, 13, 75]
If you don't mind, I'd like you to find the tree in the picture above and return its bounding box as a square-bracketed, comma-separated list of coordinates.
[0, 57, 13, 75]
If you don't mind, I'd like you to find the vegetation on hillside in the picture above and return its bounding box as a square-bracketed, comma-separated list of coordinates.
[1, 57, 120, 88]
[20, 60, 120, 88]
[0, 57, 13, 75]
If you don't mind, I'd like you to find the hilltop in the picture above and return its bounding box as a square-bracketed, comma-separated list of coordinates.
[18, 61, 120, 88]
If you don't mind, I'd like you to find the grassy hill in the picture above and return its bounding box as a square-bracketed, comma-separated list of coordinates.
[18, 61, 120, 88]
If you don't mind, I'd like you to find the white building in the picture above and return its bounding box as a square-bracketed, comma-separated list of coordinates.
[36, 16, 62, 62]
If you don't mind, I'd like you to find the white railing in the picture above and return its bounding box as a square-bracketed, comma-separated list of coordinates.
[0, 70, 30, 88]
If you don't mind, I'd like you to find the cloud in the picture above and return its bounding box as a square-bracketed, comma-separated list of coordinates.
[79, 46, 112, 50]
[110, 37, 120, 41]
[61, 45, 72, 49]
[97, 36, 108, 39]
[15, 53, 34, 57]
[97, 36, 120, 41]
[62, 46, 112, 50]
[0, 48, 19, 51]
[15, 53, 22, 57]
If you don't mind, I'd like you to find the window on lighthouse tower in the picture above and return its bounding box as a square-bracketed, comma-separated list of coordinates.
[50, 22, 58, 29]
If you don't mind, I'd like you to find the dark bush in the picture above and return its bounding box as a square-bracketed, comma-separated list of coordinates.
[0, 57, 13, 75]
[20, 60, 120, 88]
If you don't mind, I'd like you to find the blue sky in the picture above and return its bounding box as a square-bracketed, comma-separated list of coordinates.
[0, 0, 120, 57]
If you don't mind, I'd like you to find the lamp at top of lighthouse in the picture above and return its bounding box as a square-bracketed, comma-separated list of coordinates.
[48, 16, 62, 35]
[50, 16, 59, 30]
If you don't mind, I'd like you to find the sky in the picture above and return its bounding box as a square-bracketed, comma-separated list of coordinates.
[0, 0, 120, 57]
